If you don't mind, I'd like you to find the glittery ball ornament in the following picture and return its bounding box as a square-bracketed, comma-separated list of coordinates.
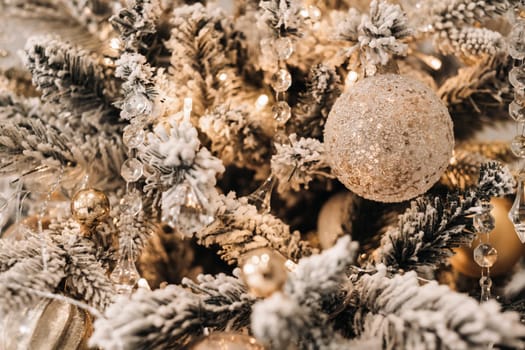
[324, 74, 454, 203]
[70, 189, 110, 228]
[240, 248, 288, 298]
[189, 332, 264, 350]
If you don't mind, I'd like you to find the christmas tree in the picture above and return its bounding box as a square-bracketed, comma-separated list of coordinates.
[1, 0, 525, 349]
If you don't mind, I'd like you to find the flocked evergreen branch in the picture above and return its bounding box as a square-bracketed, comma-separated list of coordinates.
[0, 235, 66, 315]
[259, 0, 303, 38]
[110, 0, 162, 54]
[0, 220, 117, 315]
[199, 104, 272, 171]
[430, 0, 518, 31]
[347, 265, 525, 349]
[438, 54, 512, 140]
[23, 35, 118, 129]
[114, 52, 157, 119]
[115, 210, 157, 261]
[291, 64, 341, 139]
[139, 115, 224, 233]
[271, 134, 333, 193]
[374, 161, 514, 272]
[197, 192, 315, 265]
[436, 26, 505, 58]
[336, 0, 412, 67]
[252, 236, 358, 349]
[166, 3, 244, 116]
[90, 271, 255, 350]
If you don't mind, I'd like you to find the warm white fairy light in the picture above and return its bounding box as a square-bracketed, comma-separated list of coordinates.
[110, 38, 122, 50]
[183, 97, 193, 120]
[255, 94, 269, 111]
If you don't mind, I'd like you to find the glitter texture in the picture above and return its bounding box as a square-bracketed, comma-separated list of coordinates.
[324, 74, 454, 203]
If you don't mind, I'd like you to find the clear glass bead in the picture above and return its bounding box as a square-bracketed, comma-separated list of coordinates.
[274, 37, 294, 60]
[120, 190, 143, 216]
[110, 243, 140, 295]
[510, 67, 525, 90]
[509, 177, 525, 243]
[511, 134, 525, 157]
[271, 69, 292, 92]
[509, 23, 525, 60]
[272, 101, 292, 125]
[123, 124, 145, 148]
[121, 158, 143, 182]
[123, 93, 152, 118]
[509, 101, 525, 122]
[473, 204, 495, 234]
[473, 243, 498, 268]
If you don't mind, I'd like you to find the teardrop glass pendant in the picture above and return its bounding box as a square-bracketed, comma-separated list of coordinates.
[509, 175, 525, 243]
[246, 175, 276, 214]
[162, 181, 214, 237]
[110, 240, 140, 295]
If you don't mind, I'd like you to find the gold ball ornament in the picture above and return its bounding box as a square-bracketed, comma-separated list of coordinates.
[189, 332, 264, 350]
[324, 73, 454, 203]
[240, 248, 288, 298]
[70, 189, 110, 229]
[450, 198, 525, 277]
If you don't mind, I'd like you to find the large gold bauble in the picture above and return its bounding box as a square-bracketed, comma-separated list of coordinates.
[70, 189, 110, 229]
[324, 73, 454, 203]
[240, 248, 288, 298]
[189, 332, 264, 350]
[450, 197, 525, 277]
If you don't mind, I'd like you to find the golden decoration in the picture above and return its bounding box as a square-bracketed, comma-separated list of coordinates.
[70, 189, 110, 232]
[240, 248, 288, 298]
[450, 197, 525, 277]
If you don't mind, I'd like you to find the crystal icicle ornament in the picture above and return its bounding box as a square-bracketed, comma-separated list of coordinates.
[274, 37, 294, 60]
[120, 190, 143, 216]
[162, 181, 215, 237]
[511, 134, 525, 158]
[246, 175, 276, 214]
[479, 273, 493, 302]
[509, 101, 525, 122]
[123, 124, 145, 149]
[110, 240, 140, 295]
[509, 175, 525, 243]
[509, 66, 525, 90]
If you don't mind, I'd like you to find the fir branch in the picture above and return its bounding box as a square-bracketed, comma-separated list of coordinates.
[110, 0, 162, 54]
[438, 54, 512, 140]
[374, 161, 514, 271]
[436, 26, 505, 57]
[90, 271, 255, 350]
[291, 64, 342, 139]
[259, 0, 303, 38]
[115, 211, 157, 261]
[199, 104, 272, 171]
[271, 134, 334, 193]
[0, 250, 66, 315]
[23, 36, 118, 129]
[337, 0, 412, 67]
[431, 0, 518, 31]
[252, 236, 358, 349]
[62, 235, 115, 311]
[197, 192, 315, 265]
[0, 118, 76, 176]
[139, 116, 224, 231]
[166, 3, 243, 116]
[348, 265, 525, 349]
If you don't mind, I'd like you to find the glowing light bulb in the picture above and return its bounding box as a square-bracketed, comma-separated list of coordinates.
[255, 94, 269, 111]
[110, 38, 121, 50]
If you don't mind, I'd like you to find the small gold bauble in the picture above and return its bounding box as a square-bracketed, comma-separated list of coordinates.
[70, 189, 110, 228]
[450, 197, 525, 277]
[240, 248, 288, 298]
[189, 332, 264, 350]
